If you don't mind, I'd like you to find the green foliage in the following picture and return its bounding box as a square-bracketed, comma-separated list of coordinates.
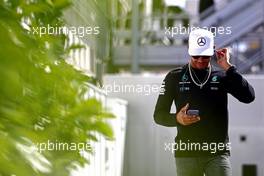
[0, 0, 114, 175]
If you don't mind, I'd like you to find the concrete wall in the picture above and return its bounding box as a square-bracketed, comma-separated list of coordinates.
[71, 85, 128, 176]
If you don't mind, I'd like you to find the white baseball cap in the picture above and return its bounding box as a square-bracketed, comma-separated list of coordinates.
[188, 29, 214, 56]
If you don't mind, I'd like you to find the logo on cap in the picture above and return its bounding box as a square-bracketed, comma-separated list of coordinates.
[197, 37, 206, 46]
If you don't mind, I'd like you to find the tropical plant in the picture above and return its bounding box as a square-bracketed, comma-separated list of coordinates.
[0, 0, 113, 175]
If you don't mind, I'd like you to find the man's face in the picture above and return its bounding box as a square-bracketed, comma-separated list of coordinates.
[190, 56, 211, 69]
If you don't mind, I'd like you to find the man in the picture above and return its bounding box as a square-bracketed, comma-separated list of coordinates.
[153, 28, 255, 176]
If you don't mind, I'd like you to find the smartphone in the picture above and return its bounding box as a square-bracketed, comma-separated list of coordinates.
[186, 109, 199, 116]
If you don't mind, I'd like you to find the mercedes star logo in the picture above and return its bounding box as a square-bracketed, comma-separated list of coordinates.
[197, 37, 206, 46]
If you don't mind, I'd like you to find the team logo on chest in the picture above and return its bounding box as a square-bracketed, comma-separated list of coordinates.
[210, 75, 220, 90]
[212, 76, 218, 82]
[181, 74, 188, 82]
[179, 74, 191, 92]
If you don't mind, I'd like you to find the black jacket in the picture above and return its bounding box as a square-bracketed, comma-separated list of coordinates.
[153, 64, 255, 157]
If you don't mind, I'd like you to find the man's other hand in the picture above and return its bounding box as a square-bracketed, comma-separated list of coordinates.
[216, 48, 232, 71]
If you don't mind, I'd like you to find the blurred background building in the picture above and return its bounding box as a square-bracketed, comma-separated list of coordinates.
[111, 0, 264, 75]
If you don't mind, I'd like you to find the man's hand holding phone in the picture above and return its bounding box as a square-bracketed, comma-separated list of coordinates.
[176, 103, 200, 126]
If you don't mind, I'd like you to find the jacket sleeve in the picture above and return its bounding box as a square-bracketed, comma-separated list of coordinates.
[224, 66, 255, 103]
[153, 72, 178, 127]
